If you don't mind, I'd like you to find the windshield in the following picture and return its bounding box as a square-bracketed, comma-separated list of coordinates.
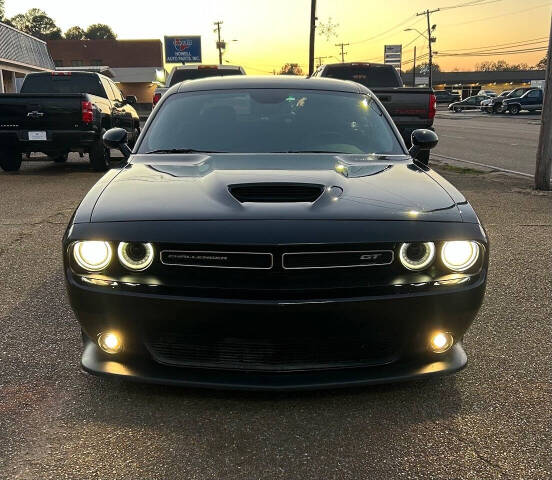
[322, 65, 402, 88]
[139, 89, 404, 155]
[21, 74, 105, 97]
[169, 68, 243, 86]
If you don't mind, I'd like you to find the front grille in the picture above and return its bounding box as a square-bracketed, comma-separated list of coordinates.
[147, 334, 397, 371]
[229, 183, 324, 203]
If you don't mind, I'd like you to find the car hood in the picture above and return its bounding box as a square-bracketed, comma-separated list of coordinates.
[90, 154, 463, 223]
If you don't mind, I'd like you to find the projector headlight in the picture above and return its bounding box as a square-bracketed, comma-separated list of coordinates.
[73, 241, 112, 272]
[441, 241, 480, 272]
[399, 242, 435, 271]
[117, 242, 154, 271]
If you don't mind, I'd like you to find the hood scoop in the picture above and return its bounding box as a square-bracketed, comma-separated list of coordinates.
[229, 183, 325, 203]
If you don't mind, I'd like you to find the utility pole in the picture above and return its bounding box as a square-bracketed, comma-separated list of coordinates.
[214, 21, 224, 64]
[308, 0, 317, 75]
[416, 8, 439, 88]
[316, 55, 330, 67]
[335, 42, 349, 63]
[412, 46, 416, 87]
[535, 13, 552, 190]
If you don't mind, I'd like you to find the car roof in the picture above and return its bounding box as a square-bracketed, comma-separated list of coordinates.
[175, 75, 368, 94]
[173, 64, 242, 70]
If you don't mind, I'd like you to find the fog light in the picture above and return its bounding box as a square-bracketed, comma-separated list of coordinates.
[98, 331, 122, 354]
[430, 331, 454, 354]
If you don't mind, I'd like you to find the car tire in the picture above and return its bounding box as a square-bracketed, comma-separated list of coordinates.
[492, 104, 502, 114]
[0, 150, 22, 172]
[52, 152, 68, 163]
[453, 107, 462, 113]
[509, 105, 520, 115]
[89, 131, 111, 171]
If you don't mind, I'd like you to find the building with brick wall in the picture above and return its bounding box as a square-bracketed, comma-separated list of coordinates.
[47, 39, 165, 110]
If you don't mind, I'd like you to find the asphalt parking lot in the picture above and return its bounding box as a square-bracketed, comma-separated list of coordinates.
[433, 107, 542, 176]
[1, 154, 551, 479]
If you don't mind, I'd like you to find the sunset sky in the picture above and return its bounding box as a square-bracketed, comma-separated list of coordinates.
[5, 0, 551, 73]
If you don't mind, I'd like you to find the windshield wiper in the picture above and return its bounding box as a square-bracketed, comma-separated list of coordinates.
[272, 150, 352, 154]
[145, 148, 226, 154]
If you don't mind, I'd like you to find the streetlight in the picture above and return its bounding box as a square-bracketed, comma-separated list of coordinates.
[404, 27, 428, 40]
[404, 25, 437, 88]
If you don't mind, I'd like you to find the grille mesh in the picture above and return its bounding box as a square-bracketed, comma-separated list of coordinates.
[147, 334, 397, 371]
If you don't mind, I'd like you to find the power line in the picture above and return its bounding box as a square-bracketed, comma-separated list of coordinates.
[436, 37, 548, 53]
[439, 0, 503, 11]
[349, 15, 416, 45]
[440, 2, 551, 27]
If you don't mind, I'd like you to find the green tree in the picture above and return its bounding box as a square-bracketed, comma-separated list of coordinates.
[9, 8, 62, 40]
[536, 57, 547, 70]
[405, 62, 441, 75]
[279, 63, 304, 76]
[65, 26, 86, 40]
[475, 60, 530, 71]
[0, 0, 5, 21]
[85, 24, 116, 40]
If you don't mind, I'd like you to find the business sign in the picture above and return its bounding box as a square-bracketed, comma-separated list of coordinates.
[384, 44, 402, 69]
[164, 36, 202, 63]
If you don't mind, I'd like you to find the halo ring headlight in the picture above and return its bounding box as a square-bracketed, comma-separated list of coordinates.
[73, 241, 112, 272]
[441, 241, 479, 272]
[118, 242, 154, 271]
[399, 242, 436, 271]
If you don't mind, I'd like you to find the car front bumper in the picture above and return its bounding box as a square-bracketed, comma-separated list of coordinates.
[67, 269, 486, 390]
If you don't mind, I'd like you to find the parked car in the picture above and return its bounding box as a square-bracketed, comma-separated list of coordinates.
[448, 94, 489, 113]
[153, 64, 246, 108]
[481, 90, 510, 113]
[311, 62, 436, 162]
[477, 90, 497, 97]
[502, 88, 543, 115]
[483, 87, 535, 114]
[434, 89, 460, 104]
[64, 75, 488, 390]
[0, 71, 140, 172]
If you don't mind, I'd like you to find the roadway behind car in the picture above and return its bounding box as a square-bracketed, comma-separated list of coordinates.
[433, 111, 541, 175]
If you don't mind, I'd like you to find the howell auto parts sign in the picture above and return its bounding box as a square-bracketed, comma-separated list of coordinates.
[164, 36, 202, 63]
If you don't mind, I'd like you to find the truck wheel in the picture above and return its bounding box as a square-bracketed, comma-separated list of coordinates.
[509, 105, 520, 115]
[0, 150, 22, 172]
[89, 131, 111, 172]
[52, 152, 68, 163]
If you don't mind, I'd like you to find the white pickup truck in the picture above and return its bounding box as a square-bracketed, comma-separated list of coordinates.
[153, 64, 246, 108]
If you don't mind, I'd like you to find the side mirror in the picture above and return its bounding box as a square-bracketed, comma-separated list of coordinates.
[103, 128, 132, 159]
[124, 95, 137, 106]
[409, 129, 438, 165]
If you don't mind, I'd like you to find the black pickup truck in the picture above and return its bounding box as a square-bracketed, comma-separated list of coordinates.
[0, 71, 140, 172]
[312, 62, 436, 161]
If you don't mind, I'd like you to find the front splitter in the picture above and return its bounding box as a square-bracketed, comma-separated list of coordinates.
[81, 341, 467, 391]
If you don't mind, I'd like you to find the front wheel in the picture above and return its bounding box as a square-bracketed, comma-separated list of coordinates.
[88, 131, 111, 171]
[453, 106, 462, 113]
[509, 105, 520, 115]
[0, 150, 22, 172]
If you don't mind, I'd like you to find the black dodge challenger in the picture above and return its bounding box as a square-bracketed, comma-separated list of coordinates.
[63, 76, 488, 390]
